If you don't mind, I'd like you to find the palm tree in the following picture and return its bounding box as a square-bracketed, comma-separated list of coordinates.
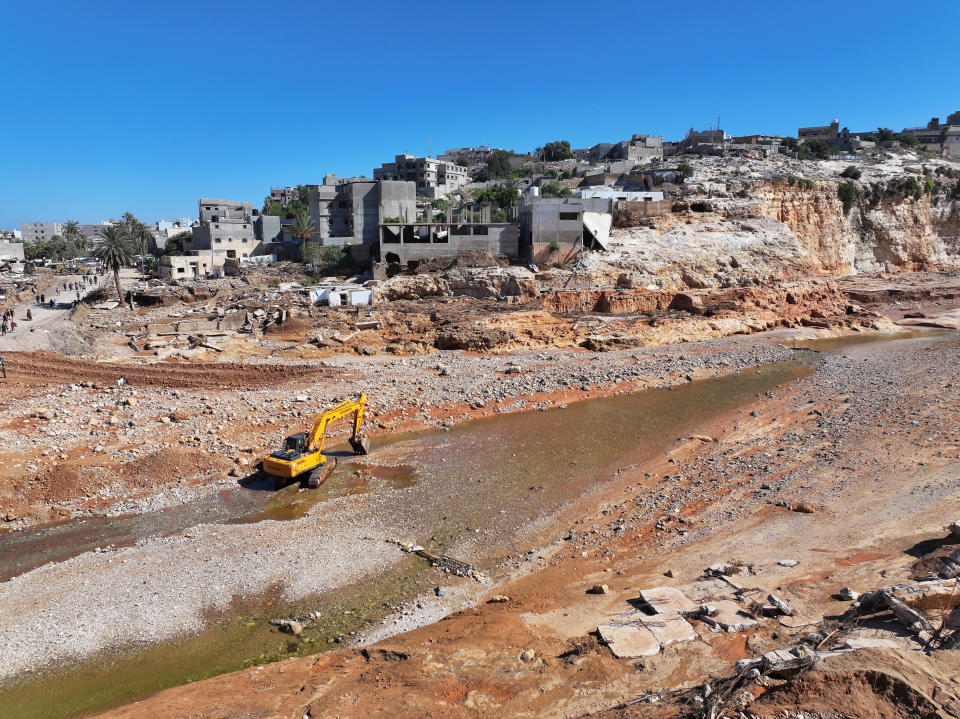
[291, 209, 315, 241]
[93, 225, 136, 302]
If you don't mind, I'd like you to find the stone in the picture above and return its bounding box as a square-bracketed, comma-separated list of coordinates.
[637, 586, 697, 614]
[778, 559, 799, 567]
[664, 568, 677, 578]
[640, 613, 697, 646]
[597, 624, 660, 658]
[171, 410, 190, 422]
[949, 521, 960, 539]
[837, 587, 860, 601]
[487, 595, 510, 603]
[124, 397, 138, 407]
[519, 648, 536, 662]
[587, 584, 610, 595]
[273, 619, 303, 636]
[792, 502, 815, 513]
[434, 586, 449, 598]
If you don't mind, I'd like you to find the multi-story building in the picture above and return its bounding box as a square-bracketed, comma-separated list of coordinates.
[269, 187, 298, 205]
[373, 154, 470, 198]
[20, 221, 63, 244]
[308, 179, 416, 248]
[581, 134, 664, 165]
[797, 119, 840, 142]
[518, 196, 613, 264]
[189, 198, 262, 260]
[901, 112, 960, 157]
[684, 127, 728, 147]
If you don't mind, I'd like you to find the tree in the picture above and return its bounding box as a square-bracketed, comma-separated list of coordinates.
[896, 131, 918, 147]
[300, 240, 321, 269]
[876, 127, 896, 143]
[63, 220, 85, 247]
[536, 140, 573, 162]
[677, 162, 695, 179]
[837, 181, 858, 214]
[484, 150, 513, 179]
[540, 183, 573, 198]
[781, 137, 799, 150]
[840, 166, 862, 180]
[474, 182, 520, 210]
[164, 231, 190, 256]
[291, 209, 315, 241]
[93, 225, 136, 302]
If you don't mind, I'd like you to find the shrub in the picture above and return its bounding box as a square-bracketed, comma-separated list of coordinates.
[840, 166, 862, 180]
[837, 181, 858, 213]
[548, 240, 561, 253]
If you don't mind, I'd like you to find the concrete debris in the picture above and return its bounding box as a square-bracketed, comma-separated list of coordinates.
[778, 559, 799, 567]
[486, 595, 510, 604]
[587, 584, 610, 595]
[635, 586, 697, 614]
[767, 592, 793, 616]
[852, 589, 934, 635]
[597, 623, 660, 659]
[695, 600, 757, 632]
[843, 637, 899, 650]
[937, 548, 960, 579]
[640, 613, 697, 646]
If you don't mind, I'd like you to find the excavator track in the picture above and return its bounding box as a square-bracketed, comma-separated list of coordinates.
[307, 459, 337, 489]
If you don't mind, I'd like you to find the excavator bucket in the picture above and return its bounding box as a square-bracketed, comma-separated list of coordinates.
[349, 434, 370, 455]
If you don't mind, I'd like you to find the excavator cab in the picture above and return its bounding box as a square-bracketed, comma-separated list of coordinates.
[271, 432, 308, 461]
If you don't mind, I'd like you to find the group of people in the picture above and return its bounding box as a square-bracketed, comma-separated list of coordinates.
[1, 309, 17, 336]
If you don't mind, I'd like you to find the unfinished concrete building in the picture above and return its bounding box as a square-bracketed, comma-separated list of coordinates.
[373, 155, 470, 198]
[902, 112, 960, 157]
[19, 221, 63, 244]
[307, 179, 416, 247]
[518, 197, 612, 265]
[378, 218, 520, 266]
[797, 119, 839, 142]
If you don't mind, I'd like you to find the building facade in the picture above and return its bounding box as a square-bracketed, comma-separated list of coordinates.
[901, 112, 960, 157]
[189, 198, 262, 259]
[20, 221, 63, 244]
[797, 119, 840, 141]
[307, 179, 416, 248]
[518, 196, 613, 264]
[373, 155, 470, 198]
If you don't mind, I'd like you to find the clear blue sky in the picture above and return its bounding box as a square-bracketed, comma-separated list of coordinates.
[2, 0, 958, 229]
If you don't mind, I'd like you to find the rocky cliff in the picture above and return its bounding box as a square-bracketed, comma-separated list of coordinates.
[752, 183, 960, 275]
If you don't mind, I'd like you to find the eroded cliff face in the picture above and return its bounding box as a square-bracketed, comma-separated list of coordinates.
[752, 183, 960, 274]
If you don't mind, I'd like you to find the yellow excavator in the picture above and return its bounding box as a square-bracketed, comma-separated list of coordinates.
[261, 394, 370, 488]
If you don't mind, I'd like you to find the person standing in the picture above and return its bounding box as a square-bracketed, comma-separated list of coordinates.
[0, 356, 6, 379]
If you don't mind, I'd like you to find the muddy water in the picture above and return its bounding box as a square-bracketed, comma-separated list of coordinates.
[0, 361, 811, 719]
[789, 329, 953, 353]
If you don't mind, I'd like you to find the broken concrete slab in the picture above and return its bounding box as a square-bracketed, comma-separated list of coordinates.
[778, 613, 821, 628]
[636, 586, 697, 614]
[698, 600, 757, 632]
[640, 613, 698, 646]
[843, 637, 899, 650]
[768, 593, 793, 616]
[598, 623, 660, 658]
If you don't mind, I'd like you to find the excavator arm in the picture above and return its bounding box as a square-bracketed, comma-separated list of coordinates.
[306, 393, 367, 455]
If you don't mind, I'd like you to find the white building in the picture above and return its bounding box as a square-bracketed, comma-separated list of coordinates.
[576, 188, 664, 202]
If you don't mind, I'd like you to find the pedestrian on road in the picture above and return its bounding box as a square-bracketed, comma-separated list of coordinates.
[0, 356, 6, 379]
[9, 321, 15, 332]
[2, 323, 7, 336]
[40, 294, 45, 303]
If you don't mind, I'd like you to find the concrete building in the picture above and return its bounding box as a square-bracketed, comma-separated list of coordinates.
[373, 154, 470, 198]
[577, 188, 663, 202]
[157, 218, 193, 236]
[20, 221, 63, 244]
[585, 134, 663, 165]
[518, 197, 613, 264]
[189, 199, 262, 259]
[269, 187, 298, 205]
[307, 180, 416, 249]
[798, 119, 840, 141]
[0, 240, 25, 261]
[158, 250, 220, 279]
[901, 112, 960, 157]
[684, 128, 728, 147]
[378, 220, 520, 265]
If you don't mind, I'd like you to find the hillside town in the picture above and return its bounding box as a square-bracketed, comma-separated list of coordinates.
[2, 97, 960, 719]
